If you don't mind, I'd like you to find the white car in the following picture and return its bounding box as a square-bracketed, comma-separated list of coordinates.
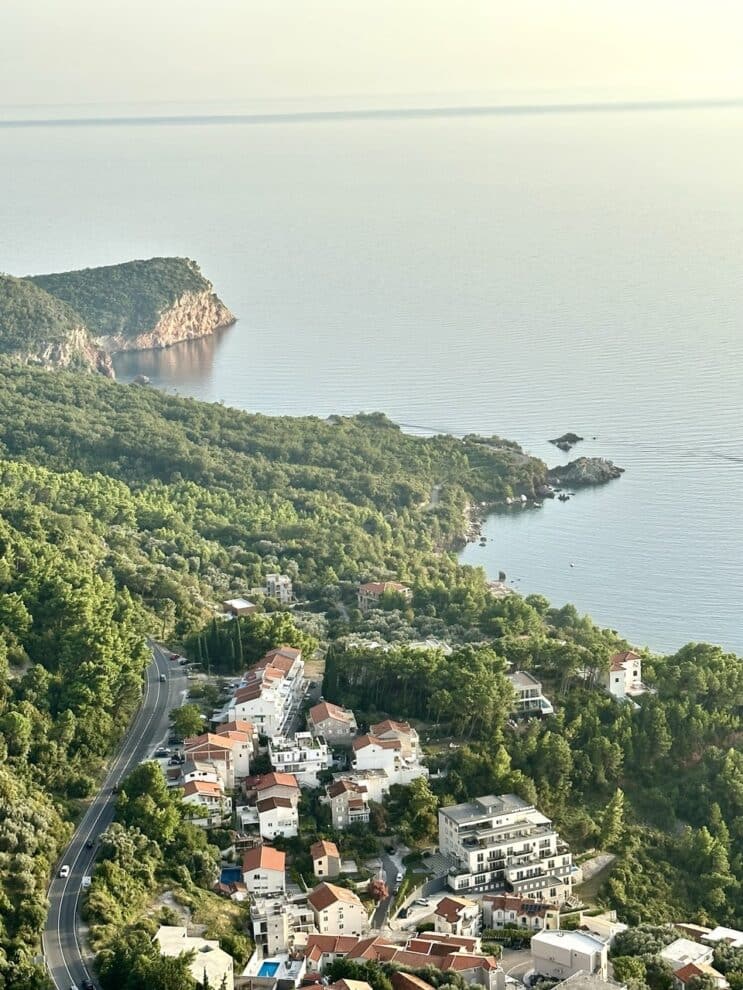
[395, 871, 404, 883]
[59, 864, 70, 878]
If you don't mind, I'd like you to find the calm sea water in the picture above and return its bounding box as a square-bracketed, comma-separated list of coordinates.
[3, 105, 743, 656]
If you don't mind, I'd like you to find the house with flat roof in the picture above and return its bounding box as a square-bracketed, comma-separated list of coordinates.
[154, 926, 234, 990]
[660, 938, 715, 972]
[507, 671, 554, 717]
[222, 597, 258, 617]
[439, 794, 575, 900]
[269, 731, 331, 788]
[265, 573, 293, 604]
[531, 930, 608, 982]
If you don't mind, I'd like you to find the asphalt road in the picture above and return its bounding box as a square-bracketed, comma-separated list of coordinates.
[42, 641, 184, 990]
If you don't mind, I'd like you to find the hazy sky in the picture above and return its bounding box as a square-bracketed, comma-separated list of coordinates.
[2, 0, 743, 111]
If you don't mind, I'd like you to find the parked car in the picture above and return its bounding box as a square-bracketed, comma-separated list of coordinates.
[415, 898, 428, 906]
[154, 747, 170, 757]
[398, 907, 409, 919]
[59, 864, 70, 878]
[396, 871, 404, 883]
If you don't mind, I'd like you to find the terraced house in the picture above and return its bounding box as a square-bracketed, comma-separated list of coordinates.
[439, 794, 576, 900]
[221, 646, 305, 737]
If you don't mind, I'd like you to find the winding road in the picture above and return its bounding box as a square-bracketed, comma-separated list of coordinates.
[42, 641, 183, 989]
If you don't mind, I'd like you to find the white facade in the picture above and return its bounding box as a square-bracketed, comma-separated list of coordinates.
[531, 930, 608, 981]
[257, 796, 299, 839]
[660, 940, 715, 972]
[269, 732, 331, 788]
[328, 779, 371, 829]
[265, 573, 293, 604]
[352, 732, 428, 787]
[439, 794, 575, 900]
[434, 897, 482, 938]
[308, 883, 370, 936]
[603, 651, 646, 700]
[223, 647, 305, 737]
[242, 847, 286, 895]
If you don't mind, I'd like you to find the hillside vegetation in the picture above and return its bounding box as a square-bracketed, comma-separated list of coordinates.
[0, 362, 739, 987]
[30, 257, 217, 337]
[0, 274, 83, 350]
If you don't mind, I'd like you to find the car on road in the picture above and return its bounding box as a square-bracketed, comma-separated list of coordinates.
[159, 673, 167, 682]
[85, 839, 94, 849]
[414, 898, 428, 906]
[170, 653, 180, 661]
[154, 747, 170, 757]
[82, 980, 95, 990]
[59, 864, 70, 878]
[395, 871, 404, 883]
[398, 908, 409, 919]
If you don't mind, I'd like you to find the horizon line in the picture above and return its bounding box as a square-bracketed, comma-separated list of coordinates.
[2, 96, 743, 129]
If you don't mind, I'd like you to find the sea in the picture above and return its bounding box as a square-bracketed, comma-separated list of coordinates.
[2, 99, 743, 657]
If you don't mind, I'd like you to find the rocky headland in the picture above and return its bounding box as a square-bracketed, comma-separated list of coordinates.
[548, 456, 624, 487]
[0, 257, 234, 376]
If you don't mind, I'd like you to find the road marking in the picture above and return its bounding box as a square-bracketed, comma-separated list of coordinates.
[46, 644, 168, 989]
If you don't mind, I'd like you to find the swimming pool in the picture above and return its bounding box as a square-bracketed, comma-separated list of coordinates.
[258, 962, 280, 978]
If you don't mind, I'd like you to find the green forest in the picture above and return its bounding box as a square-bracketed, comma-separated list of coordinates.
[30, 257, 220, 338]
[0, 276, 84, 350]
[0, 362, 740, 988]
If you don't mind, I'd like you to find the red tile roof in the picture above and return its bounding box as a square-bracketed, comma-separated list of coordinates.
[610, 650, 641, 671]
[308, 882, 363, 911]
[371, 719, 412, 735]
[328, 779, 368, 798]
[311, 839, 340, 860]
[352, 734, 401, 752]
[184, 732, 232, 750]
[242, 845, 286, 872]
[434, 896, 476, 923]
[358, 582, 409, 595]
[309, 701, 356, 726]
[257, 796, 295, 813]
[182, 779, 223, 798]
[217, 720, 255, 736]
[255, 771, 300, 791]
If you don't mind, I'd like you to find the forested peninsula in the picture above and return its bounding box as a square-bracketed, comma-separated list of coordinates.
[0, 363, 740, 989]
[0, 257, 233, 374]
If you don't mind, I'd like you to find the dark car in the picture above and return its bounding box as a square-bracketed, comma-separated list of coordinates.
[398, 908, 409, 919]
[85, 839, 94, 849]
[82, 979, 95, 990]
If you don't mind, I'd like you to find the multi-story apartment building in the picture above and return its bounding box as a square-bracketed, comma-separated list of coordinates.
[438, 794, 575, 901]
[265, 573, 294, 605]
[268, 731, 331, 788]
[222, 646, 305, 738]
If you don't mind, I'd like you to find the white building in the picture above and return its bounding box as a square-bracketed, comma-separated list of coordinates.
[602, 651, 647, 700]
[250, 896, 316, 956]
[181, 780, 231, 827]
[482, 894, 560, 932]
[242, 845, 286, 895]
[269, 731, 331, 788]
[265, 573, 294, 605]
[312, 839, 342, 879]
[531, 930, 608, 982]
[507, 672, 554, 717]
[154, 926, 234, 990]
[222, 598, 258, 617]
[434, 896, 481, 938]
[327, 779, 371, 829]
[660, 939, 715, 973]
[438, 794, 575, 900]
[257, 795, 299, 839]
[352, 722, 427, 787]
[223, 646, 305, 738]
[307, 882, 370, 936]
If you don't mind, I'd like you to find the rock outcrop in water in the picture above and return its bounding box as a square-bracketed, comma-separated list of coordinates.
[549, 431, 584, 452]
[548, 456, 624, 487]
[0, 258, 234, 376]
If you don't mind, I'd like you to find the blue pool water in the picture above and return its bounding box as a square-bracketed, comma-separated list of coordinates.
[258, 963, 280, 978]
[220, 867, 242, 885]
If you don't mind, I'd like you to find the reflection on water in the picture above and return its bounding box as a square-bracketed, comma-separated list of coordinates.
[112, 323, 237, 387]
